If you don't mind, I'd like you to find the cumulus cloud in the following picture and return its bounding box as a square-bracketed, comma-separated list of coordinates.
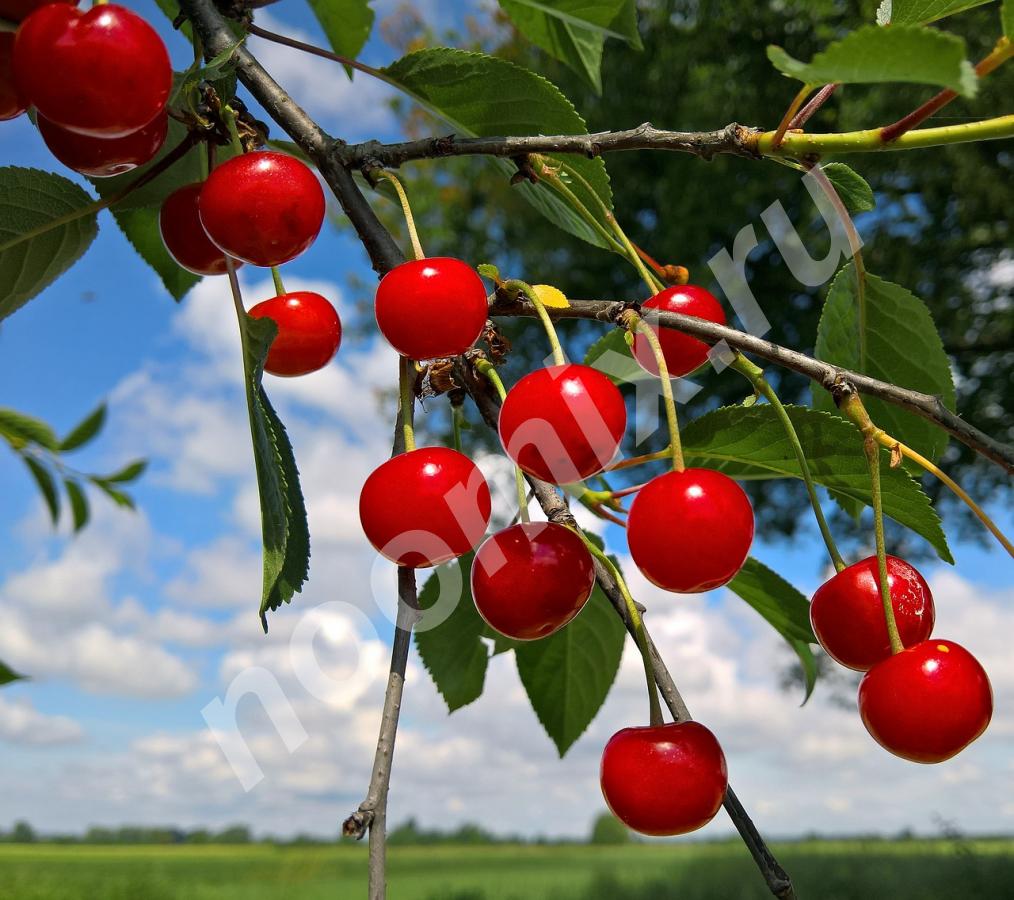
[0, 696, 84, 746]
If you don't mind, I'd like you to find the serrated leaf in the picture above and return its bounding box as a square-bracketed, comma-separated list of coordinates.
[877, 0, 995, 26]
[0, 408, 59, 450]
[726, 558, 819, 703]
[0, 660, 25, 687]
[583, 328, 652, 384]
[239, 315, 310, 627]
[100, 459, 148, 484]
[307, 0, 375, 77]
[59, 404, 106, 452]
[0, 168, 99, 322]
[821, 163, 875, 215]
[515, 582, 625, 756]
[812, 263, 955, 466]
[22, 456, 60, 525]
[768, 25, 977, 97]
[64, 479, 89, 533]
[109, 205, 200, 301]
[681, 404, 952, 562]
[415, 553, 490, 712]
[382, 48, 613, 247]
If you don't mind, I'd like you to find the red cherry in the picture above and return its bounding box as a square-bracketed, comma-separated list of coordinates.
[14, 4, 171, 137]
[0, 1, 74, 23]
[626, 468, 753, 592]
[37, 110, 166, 177]
[374, 257, 488, 359]
[600, 721, 727, 836]
[810, 556, 935, 672]
[248, 291, 342, 377]
[359, 447, 491, 568]
[471, 522, 595, 640]
[498, 364, 627, 484]
[159, 183, 240, 277]
[859, 640, 992, 763]
[0, 32, 27, 121]
[198, 151, 325, 267]
[633, 285, 726, 377]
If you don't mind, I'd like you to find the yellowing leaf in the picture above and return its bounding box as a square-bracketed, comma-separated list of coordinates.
[532, 284, 570, 309]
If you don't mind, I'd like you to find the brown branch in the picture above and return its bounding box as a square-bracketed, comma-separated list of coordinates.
[490, 296, 1014, 473]
[457, 358, 796, 900]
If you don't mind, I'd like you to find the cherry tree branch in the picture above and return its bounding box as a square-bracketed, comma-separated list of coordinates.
[489, 296, 1014, 473]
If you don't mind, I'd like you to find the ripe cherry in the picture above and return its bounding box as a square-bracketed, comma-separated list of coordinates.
[14, 4, 171, 137]
[859, 640, 992, 763]
[0, 32, 27, 121]
[248, 292, 342, 377]
[38, 110, 167, 177]
[359, 447, 492, 568]
[0, 1, 74, 23]
[160, 183, 240, 277]
[498, 364, 627, 484]
[633, 285, 726, 377]
[627, 468, 753, 592]
[198, 151, 325, 267]
[471, 522, 595, 640]
[810, 556, 935, 672]
[600, 721, 727, 836]
[374, 257, 488, 359]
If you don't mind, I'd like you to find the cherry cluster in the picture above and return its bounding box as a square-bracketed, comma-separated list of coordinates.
[2, 2, 342, 378]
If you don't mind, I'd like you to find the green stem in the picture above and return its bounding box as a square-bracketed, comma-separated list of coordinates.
[222, 105, 245, 156]
[504, 279, 566, 367]
[399, 358, 416, 453]
[475, 358, 530, 524]
[731, 354, 845, 572]
[771, 83, 813, 148]
[270, 266, 286, 296]
[581, 535, 663, 726]
[627, 313, 684, 472]
[373, 170, 425, 261]
[451, 404, 464, 453]
[534, 162, 627, 254]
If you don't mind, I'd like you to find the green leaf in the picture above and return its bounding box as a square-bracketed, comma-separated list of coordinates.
[239, 316, 310, 627]
[92, 479, 136, 510]
[812, 263, 956, 466]
[583, 328, 652, 384]
[0, 408, 59, 450]
[415, 553, 490, 712]
[382, 48, 613, 247]
[515, 582, 625, 756]
[307, 0, 375, 75]
[726, 558, 820, 703]
[768, 25, 977, 97]
[1004, 0, 1014, 35]
[0, 660, 25, 687]
[22, 456, 60, 525]
[108, 205, 199, 301]
[681, 404, 953, 563]
[0, 167, 99, 322]
[876, 0, 995, 26]
[59, 404, 106, 452]
[821, 163, 875, 215]
[100, 459, 148, 484]
[64, 479, 89, 533]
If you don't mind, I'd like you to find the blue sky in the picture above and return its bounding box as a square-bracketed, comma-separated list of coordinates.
[0, 1, 1012, 841]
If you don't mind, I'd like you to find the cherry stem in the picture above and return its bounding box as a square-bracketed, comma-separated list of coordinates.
[840, 393, 904, 655]
[504, 279, 566, 367]
[475, 358, 530, 524]
[373, 170, 425, 261]
[731, 353, 845, 572]
[534, 163, 627, 254]
[772, 83, 813, 149]
[786, 83, 839, 131]
[626, 313, 684, 472]
[399, 358, 417, 453]
[451, 404, 464, 453]
[872, 430, 1013, 558]
[581, 535, 663, 726]
[608, 482, 647, 499]
[606, 448, 671, 472]
[222, 104, 245, 156]
[270, 266, 286, 296]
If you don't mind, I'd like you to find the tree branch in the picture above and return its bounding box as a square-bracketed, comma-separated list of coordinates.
[490, 296, 1014, 473]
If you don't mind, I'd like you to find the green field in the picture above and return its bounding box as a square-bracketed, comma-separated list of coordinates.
[1, 839, 1012, 899]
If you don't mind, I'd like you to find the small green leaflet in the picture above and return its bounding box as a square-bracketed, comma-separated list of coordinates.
[0, 168, 99, 322]
[0, 660, 25, 688]
[727, 558, 818, 703]
[821, 163, 875, 215]
[681, 404, 952, 562]
[22, 457, 60, 525]
[64, 479, 89, 533]
[812, 263, 956, 467]
[768, 25, 977, 97]
[382, 48, 613, 248]
[307, 0, 375, 77]
[59, 404, 107, 452]
[499, 0, 642, 94]
[515, 582, 625, 757]
[0, 408, 59, 450]
[877, 0, 995, 25]
[239, 315, 311, 629]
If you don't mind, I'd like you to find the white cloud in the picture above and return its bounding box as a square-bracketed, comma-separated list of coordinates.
[0, 696, 84, 746]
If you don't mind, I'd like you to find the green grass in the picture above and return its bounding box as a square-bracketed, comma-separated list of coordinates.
[0, 839, 1011, 899]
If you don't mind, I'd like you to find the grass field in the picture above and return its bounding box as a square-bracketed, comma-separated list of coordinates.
[0, 838, 1012, 899]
